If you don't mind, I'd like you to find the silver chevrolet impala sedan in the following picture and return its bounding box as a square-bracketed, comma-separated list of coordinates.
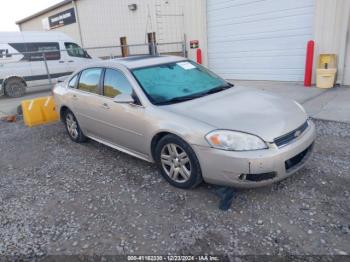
[53, 55, 316, 189]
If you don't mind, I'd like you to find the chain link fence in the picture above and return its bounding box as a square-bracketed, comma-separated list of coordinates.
[0, 41, 186, 98]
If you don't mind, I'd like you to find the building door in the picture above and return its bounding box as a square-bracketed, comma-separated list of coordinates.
[207, 0, 315, 81]
[343, 20, 350, 86]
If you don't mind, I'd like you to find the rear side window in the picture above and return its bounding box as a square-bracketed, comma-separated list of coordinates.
[103, 69, 133, 98]
[78, 68, 102, 94]
[65, 42, 91, 58]
[27, 42, 60, 61]
[68, 75, 78, 88]
[8, 42, 60, 61]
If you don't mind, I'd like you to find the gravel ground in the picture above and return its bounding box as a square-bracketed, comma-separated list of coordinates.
[0, 119, 349, 259]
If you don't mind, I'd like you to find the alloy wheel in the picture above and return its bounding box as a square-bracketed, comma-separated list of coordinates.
[160, 143, 191, 183]
[66, 113, 79, 139]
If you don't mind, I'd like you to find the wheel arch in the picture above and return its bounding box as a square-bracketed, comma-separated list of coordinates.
[59, 105, 70, 122]
[3, 75, 27, 89]
[150, 131, 190, 162]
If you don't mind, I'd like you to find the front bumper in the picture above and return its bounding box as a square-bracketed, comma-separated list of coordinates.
[193, 120, 316, 188]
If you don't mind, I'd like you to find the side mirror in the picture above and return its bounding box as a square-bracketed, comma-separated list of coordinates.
[113, 94, 135, 104]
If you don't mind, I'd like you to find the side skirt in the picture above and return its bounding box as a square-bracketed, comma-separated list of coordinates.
[87, 135, 153, 163]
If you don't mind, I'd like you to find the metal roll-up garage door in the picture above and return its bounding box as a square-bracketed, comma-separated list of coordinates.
[207, 0, 315, 81]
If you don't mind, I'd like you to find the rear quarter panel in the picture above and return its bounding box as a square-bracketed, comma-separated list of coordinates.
[53, 82, 71, 119]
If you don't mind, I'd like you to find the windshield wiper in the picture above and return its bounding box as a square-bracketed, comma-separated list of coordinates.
[155, 83, 234, 105]
[204, 83, 234, 95]
[156, 93, 204, 105]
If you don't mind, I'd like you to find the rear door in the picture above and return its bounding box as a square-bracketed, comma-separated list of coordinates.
[70, 67, 105, 136]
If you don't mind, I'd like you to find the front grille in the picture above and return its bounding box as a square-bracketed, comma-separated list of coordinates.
[285, 144, 312, 171]
[274, 121, 309, 147]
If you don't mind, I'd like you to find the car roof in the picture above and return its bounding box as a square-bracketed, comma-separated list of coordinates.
[90, 55, 187, 70]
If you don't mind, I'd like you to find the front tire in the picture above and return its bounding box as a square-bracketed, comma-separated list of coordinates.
[64, 110, 87, 143]
[155, 134, 203, 189]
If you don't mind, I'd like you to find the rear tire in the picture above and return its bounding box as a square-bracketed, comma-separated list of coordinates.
[64, 110, 87, 143]
[4, 78, 26, 98]
[155, 134, 203, 189]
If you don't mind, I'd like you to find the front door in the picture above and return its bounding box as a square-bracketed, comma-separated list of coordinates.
[96, 68, 148, 156]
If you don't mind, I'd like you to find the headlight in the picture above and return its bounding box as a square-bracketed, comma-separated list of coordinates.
[205, 130, 267, 151]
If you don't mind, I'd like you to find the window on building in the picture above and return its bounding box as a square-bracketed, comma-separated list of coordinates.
[78, 68, 102, 94]
[103, 68, 133, 98]
[65, 42, 91, 58]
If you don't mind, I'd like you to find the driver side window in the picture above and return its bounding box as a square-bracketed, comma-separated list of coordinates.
[103, 68, 133, 98]
[64, 42, 91, 58]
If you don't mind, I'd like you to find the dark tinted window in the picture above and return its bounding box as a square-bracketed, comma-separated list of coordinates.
[65, 42, 91, 58]
[78, 68, 102, 94]
[9, 42, 60, 61]
[68, 74, 78, 88]
[103, 69, 133, 98]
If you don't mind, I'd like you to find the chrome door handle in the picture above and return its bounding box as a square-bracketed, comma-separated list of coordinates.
[59, 60, 65, 63]
[72, 94, 78, 100]
[67, 60, 74, 63]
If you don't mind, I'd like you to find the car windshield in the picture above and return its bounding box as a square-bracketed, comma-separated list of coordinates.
[132, 60, 232, 105]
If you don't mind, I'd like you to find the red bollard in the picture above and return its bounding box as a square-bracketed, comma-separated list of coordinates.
[304, 40, 314, 87]
[196, 48, 202, 64]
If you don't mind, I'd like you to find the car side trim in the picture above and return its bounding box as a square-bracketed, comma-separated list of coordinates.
[88, 134, 152, 162]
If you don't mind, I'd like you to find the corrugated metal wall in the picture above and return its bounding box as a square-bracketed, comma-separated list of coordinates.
[207, 0, 315, 81]
[314, 0, 350, 85]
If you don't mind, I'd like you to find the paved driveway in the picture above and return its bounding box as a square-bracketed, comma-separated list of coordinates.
[232, 80, 350, 123]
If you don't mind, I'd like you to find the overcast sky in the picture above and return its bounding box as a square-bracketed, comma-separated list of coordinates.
[1, 0, 62, 31]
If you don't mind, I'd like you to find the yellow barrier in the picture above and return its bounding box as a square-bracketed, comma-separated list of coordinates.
[21, 96, 59, 127]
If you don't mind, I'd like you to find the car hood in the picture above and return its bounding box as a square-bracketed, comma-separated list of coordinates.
[162, 86, 308, 142]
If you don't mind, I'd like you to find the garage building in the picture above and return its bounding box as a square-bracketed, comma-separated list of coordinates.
[16, 0, 350, 85]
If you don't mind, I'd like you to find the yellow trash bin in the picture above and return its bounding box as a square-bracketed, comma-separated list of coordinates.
[316, 54, 337, 88]
[21, 96, 59, 127]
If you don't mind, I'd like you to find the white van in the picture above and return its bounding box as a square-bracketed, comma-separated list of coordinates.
[0, 31, 93, 97]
